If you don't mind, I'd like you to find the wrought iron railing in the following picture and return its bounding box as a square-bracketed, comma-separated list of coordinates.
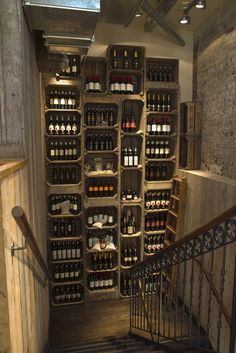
[130, 205, 236, 353]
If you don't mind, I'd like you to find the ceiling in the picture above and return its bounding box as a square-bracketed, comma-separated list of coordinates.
[100, 0, 224, 32]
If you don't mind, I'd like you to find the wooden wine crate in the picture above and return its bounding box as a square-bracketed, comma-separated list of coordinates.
[179, 136, 201, 170]
[107, 44, 145, 71]
[180, 101, 202, 136]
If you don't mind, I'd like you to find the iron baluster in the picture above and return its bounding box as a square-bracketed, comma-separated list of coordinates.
[216, 246, 226, 352]
[206, 251, 215, 349]
[197, 254, 204, 345]
[188, 258, 195, 342]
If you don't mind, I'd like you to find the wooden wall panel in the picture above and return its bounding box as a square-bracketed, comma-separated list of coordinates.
[178, 169, 236, 353]
[0, 162, 49, 353]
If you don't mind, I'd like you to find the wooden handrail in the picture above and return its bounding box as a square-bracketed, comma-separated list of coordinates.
[132, 204, 236, 270]
[12, 206, 50, 281]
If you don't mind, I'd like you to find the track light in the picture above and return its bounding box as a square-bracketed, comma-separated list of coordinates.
[195, 0, 206, 9]
[179, 11, 190, 24]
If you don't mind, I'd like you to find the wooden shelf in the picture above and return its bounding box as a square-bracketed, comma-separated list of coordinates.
[146, 110, 177, 116]
[51, 279, 83, 286]
[84, 124, 119, 130]
[121, 165, 143, 171]
[120, 198, 142, 205]
[85, 148, 118, 154]
[166, 224, 176, 234]
[145, 230, 165, 235]
[45, 133, 81, 138]
[46, 158, 82, 164]
[145, 133, 177, 138]
[51, 300, 84, 307]
[121, 131, 144, 136]
[145, 208, 168, 213]
[87, 287, 118, 294]
[48, 212, 82, 219]
[51, 258, 83, 264]
[45, 108, 80, 112]
[86, 267, 118, 273]
[120, 231, 142, 238]
[86, 224, 117, 230]
[86, 247, 117, 253]
[49, 236, 82, 241]
[145, 158, 176, 162]
[168, 209, 178, 217]
[47, 182, 82, 188]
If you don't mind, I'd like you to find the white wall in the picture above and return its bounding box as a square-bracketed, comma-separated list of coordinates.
[89, 22, 193, 102]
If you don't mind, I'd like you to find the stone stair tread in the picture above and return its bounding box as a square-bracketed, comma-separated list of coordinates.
[50, 336, 135, 352]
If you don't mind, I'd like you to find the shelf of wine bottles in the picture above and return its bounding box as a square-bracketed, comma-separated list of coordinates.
[85, 131, 116, 151]
[87, 228, 116, 251]
[121, 146, 140, 168]
[53, 262, 82, 283]
[145, 190, 170, 210]
[121, 242, 139, 267]
[50, 240, 82, 262]
[146, 116, 173, 136]
[145, 212, 167, 233]
[108, 45, 145, 71]
[144, 234, 164, 255]
[120, 207, 141, 236]
[145, 162, 174, 181]
[48, 194, 81, 216]
[86, 178, 117, 198]
[145, 140, 172, 159]
[87, 272, 116, 292]
[83, 57, 107, 94]
[86, 207, 117, 228]
[52, 284, 83, 306]
[84, 103, 118, 127]
[46, 112, 80, 136]
[47, 138, 80, 161]
[89, 251, 117, 272]
[147, 92, 176, 113]
[146, 58, 178, 83]
[46, 85, 79, 110]
[49, 217, 81, 239]
[59, 55, 80, 78]
[47, 164, 81, 185]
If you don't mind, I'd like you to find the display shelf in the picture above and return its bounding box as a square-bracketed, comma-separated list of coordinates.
[45, 133, 81, 138]
[145, 158, 176, 162]
[86, 267, 118, 273]
[145, 230, 165, 235]
[46, 158, 82, 164]
[87, 287, 118, 294]
[86, 247, 118, 253]
[145, 208, 168, 213]
[145, 133, 177, 138]
[51, 300, 85, 307]
[120, 231, 142, 238]
[49, 236, 82, 241]
[85, 171, 118, 178]
[48, 212, 82, 219]
[51, 280, 83, 286]
[120, 199, 142, 205]
[121, 165, 143, 170]
[84, 148, 119, 154]
[86, 224, 117, 230]
[45, 109, 80, 112]
[84, 125, 119, 130]
[51, 258, 83, 264]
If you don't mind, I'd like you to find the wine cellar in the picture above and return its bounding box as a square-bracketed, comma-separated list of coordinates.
[43, 44, 185, 306]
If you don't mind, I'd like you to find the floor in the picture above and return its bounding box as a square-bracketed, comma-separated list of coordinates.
[49, 298, 130, 348]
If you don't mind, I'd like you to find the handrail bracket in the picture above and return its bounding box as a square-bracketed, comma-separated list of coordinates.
[11, 239, 27, 256]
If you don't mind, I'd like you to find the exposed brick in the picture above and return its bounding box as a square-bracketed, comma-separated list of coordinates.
[193, 0, 236, 179]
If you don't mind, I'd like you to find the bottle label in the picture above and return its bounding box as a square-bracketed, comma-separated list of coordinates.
[72, 65, 77, 73]
[127, 226, 133, 234]
[62, 249, 67, 259]
[66, 249, 71, 259]
[114, 82, 120, 91]
[49, 124, 54, 134]
[72, 124, 77, 134]
[152, 124, 157, 132]
[71, 249, 76, 258]
[126, 83, 131, 91]
[50, 150, 55, 157]
[110, 83, 114, 91]
[108, 279, 113, 286]
[133, 156, 138, 166]
[133, 256, 138, 262]
[124, 156, 129, 167]
[90, 280, 95, 288]
[108, 215, 113, 223]
[94, 82, 100, 91]
[128, 156, 133, 166]
[57, 250, 62, 260]
[89, 82, 95, 91]
[52, 250, 57, 260]
[76, 249, 81, 258]
[99, 280, 104, 287]
[120, 83, 126, 91]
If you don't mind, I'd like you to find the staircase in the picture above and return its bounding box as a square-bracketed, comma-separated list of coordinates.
[47, 335, 165, 353]
[47, 335, 209, 353]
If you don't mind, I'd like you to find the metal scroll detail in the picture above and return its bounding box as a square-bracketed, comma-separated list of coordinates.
[131, 217, 236, 279]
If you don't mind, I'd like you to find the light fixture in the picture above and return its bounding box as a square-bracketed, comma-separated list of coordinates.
[135, 11, 142, 17]
[179, 11, 190, 24]
[195, 0, 206, 9]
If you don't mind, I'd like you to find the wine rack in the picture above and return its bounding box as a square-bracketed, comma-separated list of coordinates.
[43, 47, 180, 305]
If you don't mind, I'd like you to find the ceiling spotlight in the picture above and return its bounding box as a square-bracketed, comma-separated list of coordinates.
[179, 11, 190, 24]
[195, 0, 206, 9]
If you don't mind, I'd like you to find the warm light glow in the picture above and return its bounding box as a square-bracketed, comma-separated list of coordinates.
[135, 12, 142, 17]
[179, 12, 190, 24]
[195, 0, 206, 9]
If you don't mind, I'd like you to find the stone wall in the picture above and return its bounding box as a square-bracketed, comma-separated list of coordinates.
[193, 0, 236, 178]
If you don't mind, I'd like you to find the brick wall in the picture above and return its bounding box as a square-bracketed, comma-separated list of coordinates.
[193, 0, 236, 179]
